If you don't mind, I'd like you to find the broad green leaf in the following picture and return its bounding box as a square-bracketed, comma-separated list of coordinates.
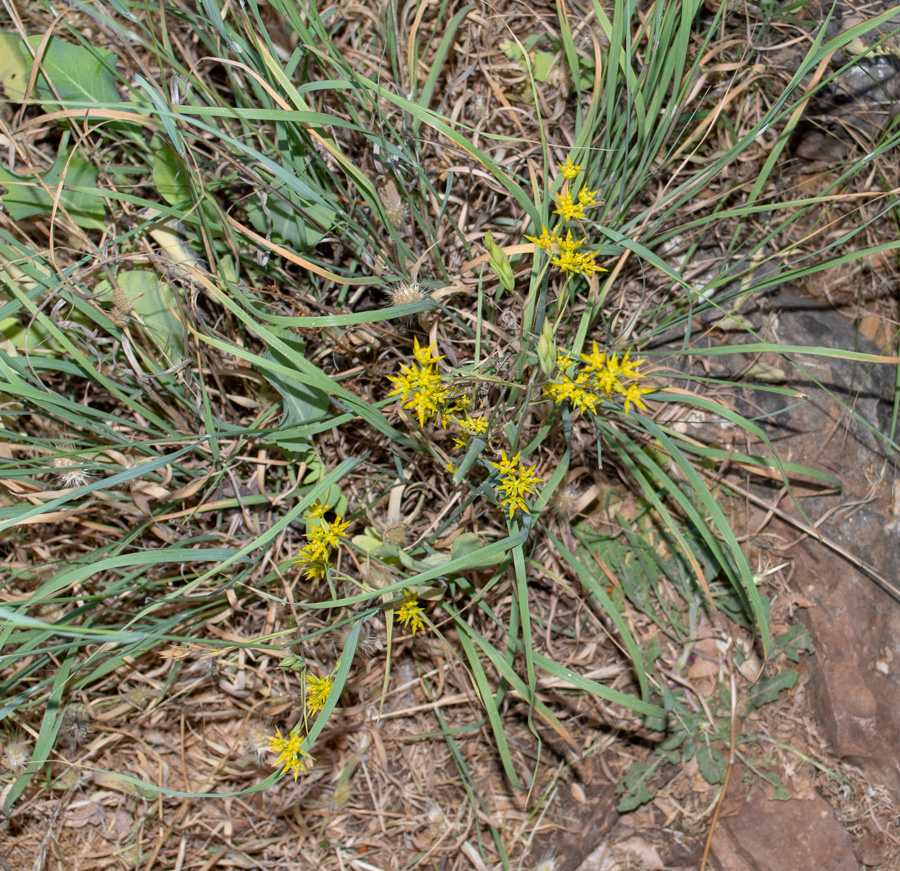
[616, 760, 656, 812]
[352, 532, 387, 555]
[24, 35, 121, 107]
[0, 149, 105, 229]
[261, 329, 330, 428]
[246, 183, 337, 249]
[697, 744, 727, 785]
[96, 270, 186, 364]
[773, 624, 815, 664]
[0, 31, 28, 100]
[0, 315, 55, 353]
[449, 532, 502, 569]
[748, 670, 798, 709]
[152, 147, 192, 205]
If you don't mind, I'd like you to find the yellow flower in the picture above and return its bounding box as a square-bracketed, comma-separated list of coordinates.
[295, 511, 351, 580]
[580, 341, 607, 371]
[491, 451, 543, 518]
[559, 230, 584, 252]
[548, 231, 603, 276]
[323, 516, 351, 548]
[388, 340, 454, 427]
[461, 413, 487, 435]
[412, 336, 443, 365]
[545, 374, 603, 416]
[453, 412, 489, 449]
[525, 225, 559, 250]
[577, 188, 599, 207]
[269, 729, 313, 779]
[489, 450, 519, 478]
[552, 191, 585, 222]
[396, 592, 427, 635]
[617, 351, 645, 379]
[306, 500, 329, 520]
[306, 673, 333, 714]
[622, 383, 653, 414]
[556, 352, 574, 370]
[550, 249, 583, 275]
[551, 341, 650, 415]
[296, 552, 328, 581]
[574, 250, 603, 276]
[558, 157, 582, 179]
[545, 378, 575, 404]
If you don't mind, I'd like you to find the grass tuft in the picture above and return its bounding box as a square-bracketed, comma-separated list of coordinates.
[0, 0, 897, 863]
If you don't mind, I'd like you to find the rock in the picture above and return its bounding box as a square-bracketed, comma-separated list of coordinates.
[531, 777, 619, 871]
[855, 832, 886, 866]
[710, 786, 859, 871]
[668, 286, 900, 796]
[733, 290, 900, 796]
[791, 3, 900, 161]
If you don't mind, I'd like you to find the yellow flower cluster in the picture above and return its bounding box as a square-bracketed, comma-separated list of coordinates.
[396, 591, 427, 635]
[552, 188, 599, 222]
[388, 340, 490, 461]
[268, 666, 337, 779]
[552, 230, 601, 277]
[452, 412, 488, 450]
[387, 337, 451, 426]
[558, 156, 580, 179]
[490, 450, 543, 518]
[525, 227, 601, 276]
[294, 501, 350, 581]
[306, 672, 333, 714]
[269, 729, 314, 780]
[545, 342, 654, 415]
[525, 154, 606, 279]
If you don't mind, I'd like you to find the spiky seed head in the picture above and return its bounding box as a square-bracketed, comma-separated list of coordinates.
[551, 484, 581, 519]
[54, 767, 83, 791]
[357, 629, 380, 657]
[384, 198, 408, 229]
[52, 455, 90, 489]
[244, 720, 271, 766]
[125, 687, 151, 708]
[535, 852, 557, 871]
[468, 93, 488, 120]
[37, 603, 65, 625]
[382, 523, 409, 547]
[60, 703, 92, 748]
[365, 566, 394, 589]
[198, 657, 220, 681]
[379, 183, 408, 229]
[333, 622, 380, 657]
[386, 281, 426, 308]
[3, 740, 30, 772]
[426, 802, 447, 834]
[333, 779, 353, 807]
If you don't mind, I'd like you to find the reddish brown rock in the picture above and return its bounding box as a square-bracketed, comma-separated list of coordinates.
[726, 291, 900, 796]
[711, 786, 859, 871]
